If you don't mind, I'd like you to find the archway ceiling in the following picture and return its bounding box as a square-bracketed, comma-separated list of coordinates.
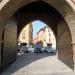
[14, 1, 62, 38]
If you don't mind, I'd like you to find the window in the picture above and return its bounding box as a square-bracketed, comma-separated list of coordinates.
[48, 29, 50, 32]
[53, 38, 54, 41]
[22, 32, 25, 35]
[49, 38, 51, 42]
[49, 33, 51, 36]
[22, 36, 25, 39]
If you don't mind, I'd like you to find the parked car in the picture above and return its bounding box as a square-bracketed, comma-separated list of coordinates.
[34, 48, 43, 53]
[44, 47, 55, 53]
[28, 45, 34, 52]
[20, 43, 28, 53]
[18, 43, 21, 52]
[20, 46, 28, 53]
[44, 43, 56, 53]
[34, 42, 43, 53]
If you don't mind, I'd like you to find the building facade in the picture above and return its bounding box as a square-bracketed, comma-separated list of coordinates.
[37, 26, 56, 47]
[18, 23, 33, 45]
[33, 37, 39, 44]
[37, 28, 44, 45]
[43, 26, 56, 47]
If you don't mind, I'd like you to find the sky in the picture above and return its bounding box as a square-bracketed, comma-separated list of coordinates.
[32, 20, 47, 37]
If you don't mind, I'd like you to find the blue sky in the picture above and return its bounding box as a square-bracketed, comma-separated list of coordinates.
[32, 20, 47, 37]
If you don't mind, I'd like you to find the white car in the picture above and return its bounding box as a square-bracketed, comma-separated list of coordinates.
[20, 46, 28, 53]
[28, 46, 34, 52]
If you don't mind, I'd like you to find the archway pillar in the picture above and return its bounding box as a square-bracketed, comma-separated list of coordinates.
[0, 23, 5, 72]
[0, 19, 17, 71]
[72, 44, 75, 71]
[64, 10, 75, 70]
[57, 18, 74, 69]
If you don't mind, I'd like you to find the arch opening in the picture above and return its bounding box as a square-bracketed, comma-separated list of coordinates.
[18, 20, 56, 49]
[16, 2, 73, 70]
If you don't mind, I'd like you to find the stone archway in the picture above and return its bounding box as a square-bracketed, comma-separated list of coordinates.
[0, 0, 75, 71]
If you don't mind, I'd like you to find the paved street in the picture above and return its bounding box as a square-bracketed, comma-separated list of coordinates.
[1, 52, 75, 75]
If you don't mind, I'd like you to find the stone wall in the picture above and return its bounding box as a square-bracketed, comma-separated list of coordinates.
[57, 19, 73, 69]
[0, 0, 75, 71]
[1, 19, 17, 71]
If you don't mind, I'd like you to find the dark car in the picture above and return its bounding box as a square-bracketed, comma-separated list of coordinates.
[34, 48, 43, 53]
[34, 42, 43, 53]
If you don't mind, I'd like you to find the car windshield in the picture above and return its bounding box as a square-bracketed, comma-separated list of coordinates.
[45, 47, 52, 50]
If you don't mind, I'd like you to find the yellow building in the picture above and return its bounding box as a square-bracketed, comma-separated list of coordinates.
[18, 23, 33, 45]
[33, 37, 39, 44]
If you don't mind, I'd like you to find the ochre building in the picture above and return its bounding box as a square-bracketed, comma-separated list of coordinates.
[37, 26, 56, 47]
[18, 23, 33, 45]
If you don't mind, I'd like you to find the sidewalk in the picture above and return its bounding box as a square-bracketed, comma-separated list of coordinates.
[1, 52, 75, 75]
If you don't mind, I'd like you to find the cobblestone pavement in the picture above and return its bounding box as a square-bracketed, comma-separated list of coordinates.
[1, 52, 75, 75]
